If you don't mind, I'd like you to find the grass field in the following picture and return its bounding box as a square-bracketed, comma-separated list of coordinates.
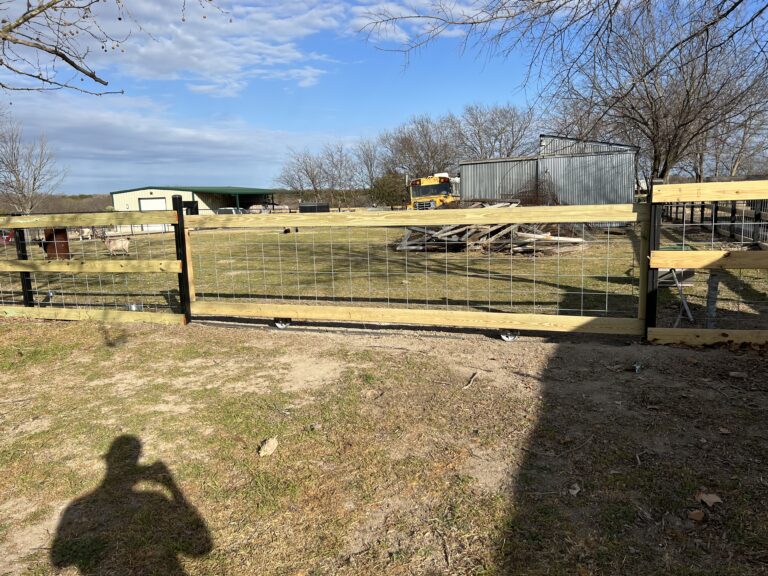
[0, 320, 766, 575]
[0, 218, 766, 329]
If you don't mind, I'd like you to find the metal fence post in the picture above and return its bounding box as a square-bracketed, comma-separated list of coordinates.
[12, 222, 34, 307]
[172, 195, 192, 324]
[644, 180, 663, 336]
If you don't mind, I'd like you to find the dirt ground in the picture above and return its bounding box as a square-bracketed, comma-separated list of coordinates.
[0, 319, 766, 575]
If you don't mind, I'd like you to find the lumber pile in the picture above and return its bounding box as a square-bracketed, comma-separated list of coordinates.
[395, 202, 587, 255]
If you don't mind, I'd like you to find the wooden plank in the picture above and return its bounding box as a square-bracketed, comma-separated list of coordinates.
[190, 301, 644, 335]
[0, 305, 185, 325]
[650, 250, 768, 270]
[647, 327, 768, 346]
[186, 203, 648, 229]
[0, 259, 182, 274]
[0, 211, 178, 229]
[653, 181, 768, 203]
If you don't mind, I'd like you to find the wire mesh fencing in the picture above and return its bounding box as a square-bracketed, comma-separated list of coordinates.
[0, 226, 182, 314]
[655, 200, 768, 330]
[188, 220, 643, 320]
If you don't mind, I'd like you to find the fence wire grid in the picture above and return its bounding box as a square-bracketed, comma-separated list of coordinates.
[0, 227, 180, 313]
[190, 222, 641, 318]
[658, 200, 768, 330]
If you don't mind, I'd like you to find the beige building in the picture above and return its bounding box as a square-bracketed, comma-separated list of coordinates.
[110, 186, 279, 216]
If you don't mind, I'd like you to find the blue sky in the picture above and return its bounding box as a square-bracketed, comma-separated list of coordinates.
[6, 1, 533, 195]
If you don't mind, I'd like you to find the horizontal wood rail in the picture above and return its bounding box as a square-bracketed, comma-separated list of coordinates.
[653, 181, 768, 203]
[0, 305, 185, 325]
[650, 250, 768, 270]
[187, 203, 648, 229]
[191, 301, 644, 335]
[648, 327, 768, 346]
[0, 259, 182, 274]
[0, 211, 178, 229]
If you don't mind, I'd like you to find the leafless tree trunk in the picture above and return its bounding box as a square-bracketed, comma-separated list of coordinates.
[0, 122, 65, 214]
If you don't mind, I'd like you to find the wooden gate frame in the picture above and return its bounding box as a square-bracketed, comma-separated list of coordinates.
[186, 203, 650, 336]
[646, 181, 768, 345]
[0, 209, 187, 324]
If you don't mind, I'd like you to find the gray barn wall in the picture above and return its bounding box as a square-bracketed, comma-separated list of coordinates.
[459, 158, 537, 202]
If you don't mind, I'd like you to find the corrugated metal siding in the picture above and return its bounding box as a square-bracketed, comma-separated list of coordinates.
[539, 135, 637, 156]
[538, 152, 636, 205]
[459, 158, 537, 202]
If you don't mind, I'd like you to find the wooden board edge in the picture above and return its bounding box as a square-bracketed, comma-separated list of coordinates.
[650, 250, 768, 270]
[190, 301, 644, 335]
[647, 327, 768, 346]
[0, 306, 186, 325]
[0, 211, 178, 229]
[0, 259, 183, 274]
[186, 203, 643, 229]
[653, 181, 768, 203]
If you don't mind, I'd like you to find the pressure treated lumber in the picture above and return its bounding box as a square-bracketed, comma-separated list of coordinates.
[0, 211, 178, 229]
[650, 250, 768, 270]
[0, 305, 185, 324]
[647, 327, 768, 345]
[187, 204, 647, 229]
[0, 259, 182, 274]
[653, 181, 768, 203]
[191, 301, 644, 335]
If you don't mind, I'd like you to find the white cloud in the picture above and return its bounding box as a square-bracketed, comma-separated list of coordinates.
[8, 92, 337, 195]
[78, 0, 350, 95]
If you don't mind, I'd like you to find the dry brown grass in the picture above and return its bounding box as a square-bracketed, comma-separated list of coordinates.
[0, 319, 766, 575]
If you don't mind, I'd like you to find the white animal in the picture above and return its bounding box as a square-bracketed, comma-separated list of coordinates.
[80, 228, 93, 241]
[104, 237, 130, 256]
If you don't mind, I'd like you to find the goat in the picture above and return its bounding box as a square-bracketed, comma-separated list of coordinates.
[80, 227, 93, 241]
[103, 237, 131, 256]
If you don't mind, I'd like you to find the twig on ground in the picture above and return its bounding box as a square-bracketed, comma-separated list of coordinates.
[463, 372, 479, 390]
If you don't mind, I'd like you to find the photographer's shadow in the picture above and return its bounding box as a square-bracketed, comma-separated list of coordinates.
[51, 435, 212, 575]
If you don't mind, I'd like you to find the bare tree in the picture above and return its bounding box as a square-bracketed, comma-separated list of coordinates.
[364, 0, 768, 112]
[320, 143, 358, 207]
[0, 1, 216, 93]
[354, 138, 381, 190]
[380, 114, 458, 177]
[276, 148, 325, 201]
[449, 103, 536, 160]
[552, 5, 768, 182]
[0, 122, 65, 214]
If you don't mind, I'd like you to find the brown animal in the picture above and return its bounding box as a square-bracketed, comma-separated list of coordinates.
[39, 228, 71, 260]
[103, 237, 131, 256]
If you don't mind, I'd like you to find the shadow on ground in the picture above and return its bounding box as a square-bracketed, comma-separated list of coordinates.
[50, 435, 212, 575]
[495, 336, 768, 575]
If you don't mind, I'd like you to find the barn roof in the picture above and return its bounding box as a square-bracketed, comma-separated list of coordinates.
[109, 186, 280, 196]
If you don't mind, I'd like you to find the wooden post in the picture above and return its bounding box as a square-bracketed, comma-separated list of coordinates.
[644, 180, 663, 336]
[12, 226, 34, 307]
[637, 204, 651, 324]
[172, 195, 192, 324]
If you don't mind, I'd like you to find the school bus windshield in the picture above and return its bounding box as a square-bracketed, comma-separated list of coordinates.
[410, 182, 453, 198]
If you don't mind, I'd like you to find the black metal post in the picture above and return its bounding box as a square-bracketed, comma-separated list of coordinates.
[729, 201, 737, 239]
[12, 224, 34, 307]
[172, 195, 192, 324]
[645, 180, 663, 335]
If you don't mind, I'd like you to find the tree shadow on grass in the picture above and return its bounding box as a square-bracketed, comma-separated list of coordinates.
[494, 333, 768, 575]
[51, 435, 212, 575]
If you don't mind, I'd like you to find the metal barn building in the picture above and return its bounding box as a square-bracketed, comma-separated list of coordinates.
[110, 186, 279, 215]
[459, 135, 638, 205]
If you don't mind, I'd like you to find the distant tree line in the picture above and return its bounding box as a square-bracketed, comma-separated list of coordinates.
[276, 103, 537, 206]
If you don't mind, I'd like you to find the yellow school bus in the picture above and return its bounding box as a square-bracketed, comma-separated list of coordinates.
[407, 174, 460, 210]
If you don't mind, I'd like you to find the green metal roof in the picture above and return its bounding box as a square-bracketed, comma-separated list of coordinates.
[109, 186, 280, 196]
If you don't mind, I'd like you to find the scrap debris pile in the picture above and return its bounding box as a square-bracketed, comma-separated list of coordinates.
[396, 202, 589, 255]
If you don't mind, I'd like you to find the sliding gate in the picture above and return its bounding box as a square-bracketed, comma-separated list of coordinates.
[185, 204, 649, 336]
